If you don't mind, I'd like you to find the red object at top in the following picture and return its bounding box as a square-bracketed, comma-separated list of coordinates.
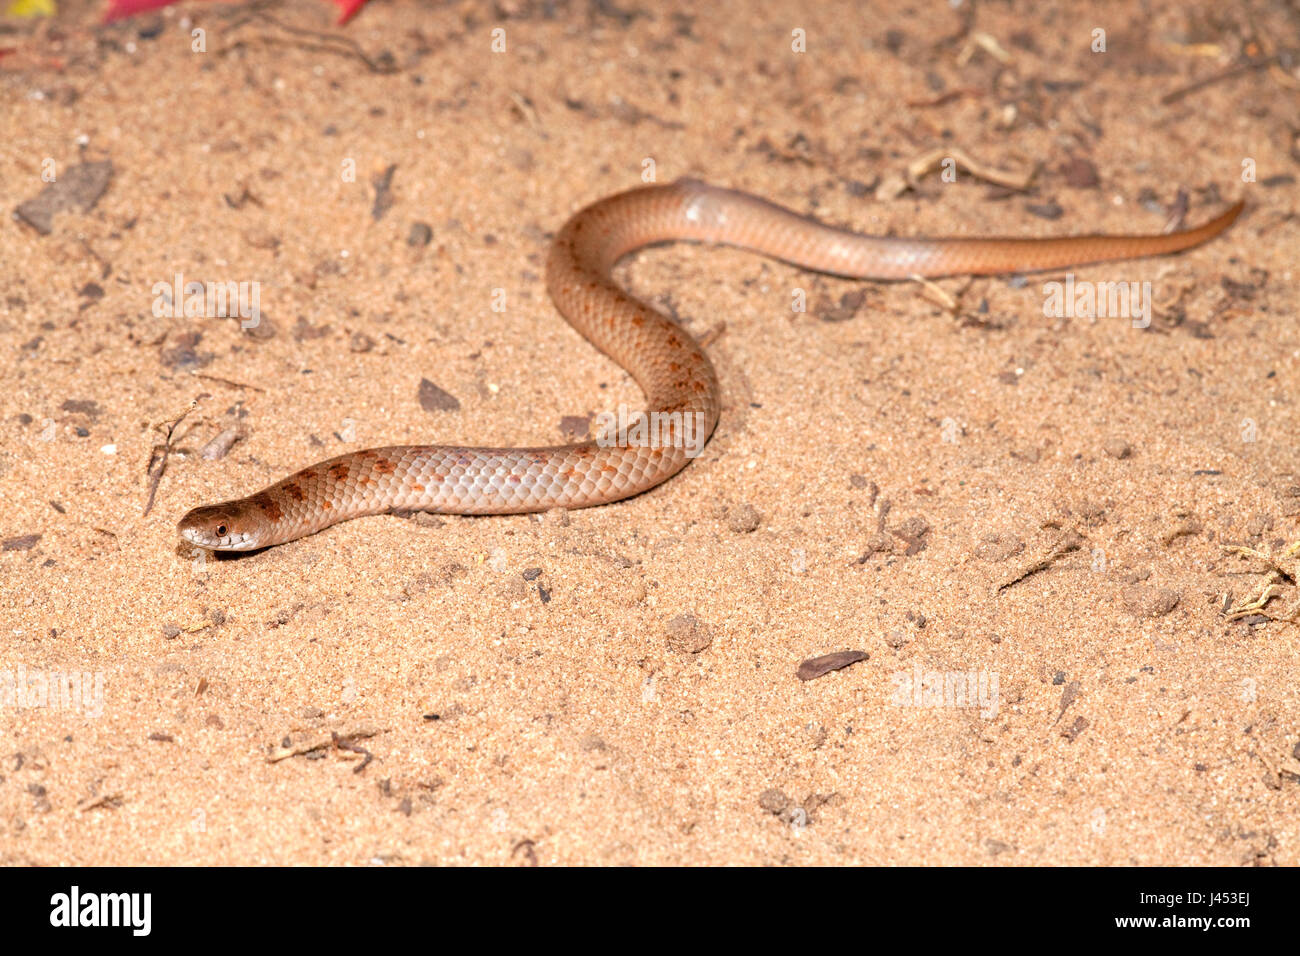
[103, 0, 180, 20]
[331, 0, 369, 23]
[103, 0, 370, 24]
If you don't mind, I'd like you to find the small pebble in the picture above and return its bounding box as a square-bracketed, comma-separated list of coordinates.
[1121, 584, 1179, 618]
[200, 428, 241, 461]
[1103, 437, 1133, 459]
[797, 649, 869, 681]
[727, 504, 762, 533]
[408, 222, 433, 246]
[666, 614, 713, 654]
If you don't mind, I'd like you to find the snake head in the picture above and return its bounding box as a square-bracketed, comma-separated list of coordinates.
[177, 501, 263, 551]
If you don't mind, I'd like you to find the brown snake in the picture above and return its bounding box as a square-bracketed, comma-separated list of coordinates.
[178, 179, 1242, 551]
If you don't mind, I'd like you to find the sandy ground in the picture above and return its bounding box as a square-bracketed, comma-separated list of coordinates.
[1, 0, 1298, 865]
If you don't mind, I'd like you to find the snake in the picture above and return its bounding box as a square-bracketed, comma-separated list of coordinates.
[178, 178, 1243, 551]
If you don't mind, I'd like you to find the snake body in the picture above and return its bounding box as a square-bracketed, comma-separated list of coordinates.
[178, 179, 1242, 550]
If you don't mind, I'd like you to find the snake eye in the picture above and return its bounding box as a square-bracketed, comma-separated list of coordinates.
[215, 524, 228, 537]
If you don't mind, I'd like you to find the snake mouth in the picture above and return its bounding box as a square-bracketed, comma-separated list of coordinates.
[177, 507, 262, 551]
[179, 526, 260, 551]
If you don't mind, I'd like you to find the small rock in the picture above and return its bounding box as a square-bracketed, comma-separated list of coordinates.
[666, 614, 713, 654]
[849, 475, 879, 504]
[418, 378, 461, 412]
[856, 533, 895, 561]
[407, 222, 433, 246]
[1024, 201, 1064, 220]
[1245, 513, 1273, 538]
[59, 399, 102, 420]
[200, 427, 242, 461]
[796, 650, 869, 681]
[292, 316, 331, 341]
[2, 534, 41, 551]
[137, 16, 165, 39]
[1060, 156, 1100, 188]
[817, 289, 869, 323]
[243, 228, 280, 250]
[160, 332, 214, 371]
[885, 630, 910, 650]
[14, 161, 113, 235]
[727, 504, 762, 533]
[1121, 584, 1179, 618]
[1103, 438, 1132, 460]
[894, 516, 929, 539]
[245, 315, 276, 340]
[558, 415, 590, 441]
[371, 163, 397, 221]
[1061, 715, 1090, 741]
